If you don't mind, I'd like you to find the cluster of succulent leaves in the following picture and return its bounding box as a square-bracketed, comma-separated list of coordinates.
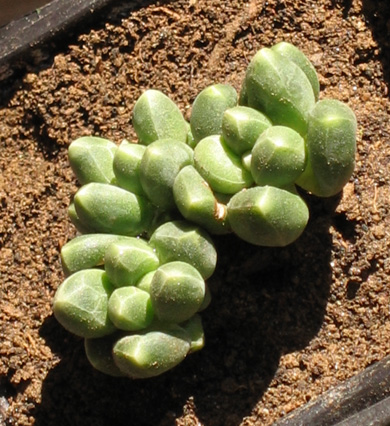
[53, 42, 357, 379]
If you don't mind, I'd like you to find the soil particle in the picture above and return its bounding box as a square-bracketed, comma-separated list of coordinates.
[1, 0, 390, 425]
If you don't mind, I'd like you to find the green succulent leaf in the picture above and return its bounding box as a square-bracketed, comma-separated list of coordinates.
[104, 238, 159, 287]
[194, 135, 254, 194]
[241, 151, 252, 171]
[84, 333, 126, 377]
[173, 165, 231, 235]
[251, 125, 306, 187]
[198, 283, 212, 312]
[139, 138, 194, 210]
[296, 99, 357, 197]
[222, 106, 272, 155]
[113, 325, 191, 378]
[53, 269, 116, 338]
[74, 183, 156, 236]
[227, 186, 309, 247]
[185, 122, 197, 149]
[132, 89, 188, 145]
[68, 136, 117, 185]
[271, 41, 320, 101]
[113, 140, 146, 195]
[60, 233, 131, 276]
[68, 201, 95, 234]
[244, 47, 316, 136]
[190, 84, 238, 144]
[150, 261, 206, 323]
[136, 271, 155, 293]
[180, 314, 205, 353]
[239, 79, 249, 106]
[108, 287, 154, 331]
[149, 220, 217, 279]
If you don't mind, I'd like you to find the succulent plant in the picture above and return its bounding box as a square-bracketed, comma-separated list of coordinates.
[54, 41, 357, 379]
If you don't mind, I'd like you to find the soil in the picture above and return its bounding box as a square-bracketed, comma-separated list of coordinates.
[0, 0, 389, 425]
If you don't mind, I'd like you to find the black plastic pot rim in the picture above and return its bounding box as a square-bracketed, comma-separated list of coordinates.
[0, 0, 118, 80]
[271, 354, 390, 426]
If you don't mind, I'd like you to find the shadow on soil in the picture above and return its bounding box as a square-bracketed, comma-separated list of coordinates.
[330, 0, 390, 87]
[35, 195, 351, 426]
[362, 0, 390, 85]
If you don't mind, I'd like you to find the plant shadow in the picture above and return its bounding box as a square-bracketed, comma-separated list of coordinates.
[35, 194, 347, 426]
[330, 0, 353, 18]
[361, 0, 390, 86]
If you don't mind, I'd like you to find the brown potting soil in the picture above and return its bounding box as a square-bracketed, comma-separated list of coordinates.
[0, 0, 389, 425]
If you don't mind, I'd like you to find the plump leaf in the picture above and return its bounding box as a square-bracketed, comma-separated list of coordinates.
[227, 186, 309, 246]
[244, 48, 316, 136]
[60, 233, 131, 276]
[68, 201, 95, 234]
[149, 220, 217, 279]
[74, 183, 156, 236]
[139, 138, 194, 210]
[173, 165, 230, 235]
[190, 84, 237, 143]
[251, 125, 306, 187]
[136, 271, 155, 293]
[180, 314, 205, 353]
[132, 89, 188, 145]
[113, 140, 146, 195]
[104, 238, 159, 287]
[108, 287, 154, 331]
[194, 135, 253, 194]
[296, 99, 357, 197]
[68, 136, 117, 185]
[222, 106, 272, 155]
[271, 41, 320, 100]
[53, 269, 116, 338]
[113, 325, 191, 378]
[150, 261, 205, 323]
[84, 333, 125, 377]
